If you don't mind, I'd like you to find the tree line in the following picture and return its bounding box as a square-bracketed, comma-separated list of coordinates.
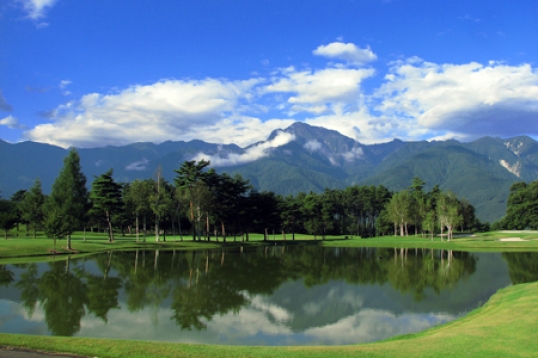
[0, 149, 488, 243]
[493, 181, 538, 230]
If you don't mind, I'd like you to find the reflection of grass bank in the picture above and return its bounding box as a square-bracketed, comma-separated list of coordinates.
[1, 230, 538, 263]
[0, 280, 536, 357]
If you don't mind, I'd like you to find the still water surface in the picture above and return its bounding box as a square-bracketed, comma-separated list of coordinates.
[0, 247, 536, 345]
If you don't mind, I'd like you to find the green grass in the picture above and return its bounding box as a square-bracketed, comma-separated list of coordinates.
[2, 229, 538, 263]
[1, 280, 537, 357]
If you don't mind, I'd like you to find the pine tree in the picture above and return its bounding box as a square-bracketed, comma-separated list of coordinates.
[90, 169, 122, 242]
[0, 199, 18, 239]
[20, 178, 45, 239]
[44, 149, 89, 250]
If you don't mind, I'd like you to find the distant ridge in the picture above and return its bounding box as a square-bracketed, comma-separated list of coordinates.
[2, 122, 537, 222]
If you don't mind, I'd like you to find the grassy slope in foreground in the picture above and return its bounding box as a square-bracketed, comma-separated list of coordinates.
[0, 281, 536, 357]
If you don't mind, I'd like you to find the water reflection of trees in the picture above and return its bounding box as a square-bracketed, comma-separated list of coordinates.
[0, 265, 14, 286]
[9, 247, 536, 336]
[502, 252, 538, 284]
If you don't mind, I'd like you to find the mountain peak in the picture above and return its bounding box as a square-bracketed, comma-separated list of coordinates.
[503, 136, 538, 156]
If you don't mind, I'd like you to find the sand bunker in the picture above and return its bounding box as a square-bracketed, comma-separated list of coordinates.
[499, 238, 527, 242]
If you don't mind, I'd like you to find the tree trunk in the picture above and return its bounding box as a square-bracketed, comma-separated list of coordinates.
[106, 210, 114, 242]
[177, 212, 183, 241]
[155, 215, 160, 242]
[67, 234, 72, 250]
[135, 215, 139, 243]
[143, 216, 147, 242]
[221, 221, 226, 243]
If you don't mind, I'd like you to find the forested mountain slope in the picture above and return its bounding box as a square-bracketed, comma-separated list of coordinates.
[2, 123, 538, 222]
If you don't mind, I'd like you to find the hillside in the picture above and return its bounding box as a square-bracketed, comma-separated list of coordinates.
[2, 123, 538, 222]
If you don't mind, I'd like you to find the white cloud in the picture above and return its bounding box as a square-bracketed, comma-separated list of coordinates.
[304, 140, 322, 152]
[303, 108, 422, 145]
[125, 158, 149, 171]
[16, 0, 58, 20]
[0, 115, 27, 130]
[376, 58, 538, 139]
[59, 80, 72, 89]
[18, 44, 538, 149]
[192, 131, 295, 167]
[264, 66, 375, 114]
[24, 78, 263, 148]
[313, 42, 377, 65]
[341, 147, 364, 161]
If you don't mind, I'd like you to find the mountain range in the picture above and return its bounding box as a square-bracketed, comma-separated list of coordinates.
[2, 122, 538, 223]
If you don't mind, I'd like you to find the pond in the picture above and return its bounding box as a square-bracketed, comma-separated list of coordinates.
[0, 246, 537, 345]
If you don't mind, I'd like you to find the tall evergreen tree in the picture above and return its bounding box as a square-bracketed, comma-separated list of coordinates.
[89, 169, 123, 242]
[20, 178, 45, 239]
[44, 149, 89, 250]
[174, 160, 211, 241]
[10, 190, 27, 236]
[0, 199, 18, 239]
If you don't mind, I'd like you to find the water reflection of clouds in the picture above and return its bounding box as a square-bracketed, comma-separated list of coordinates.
[302, 289, 364, 316]
[0, 300, 48, 335]
[303, 309, 455, 345]
[2, 297, 455, 346]
[247, 294, 293, 323]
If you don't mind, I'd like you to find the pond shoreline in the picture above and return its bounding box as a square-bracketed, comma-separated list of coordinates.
[2, 231, 538, 264]
[0, 280, 536, 357]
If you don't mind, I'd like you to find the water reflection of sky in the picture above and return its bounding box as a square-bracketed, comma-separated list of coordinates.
[1, 296, 456, 345]
[0, 251, 518, 345]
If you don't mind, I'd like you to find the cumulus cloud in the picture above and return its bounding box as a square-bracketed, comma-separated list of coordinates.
[24, 78, 263, 148]
[0, 115, 27, 130]
[192, 131, 295, 167]
[0, 90, 13, 111]
[313, 42, 377, 65]
[264, 66, 375, 114]
[18, 42, 538, 149]
[16, 0, 58, 21]
[376, 58, 538, 139]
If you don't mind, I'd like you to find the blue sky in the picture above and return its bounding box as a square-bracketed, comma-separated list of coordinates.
[1, 0, 537, 148]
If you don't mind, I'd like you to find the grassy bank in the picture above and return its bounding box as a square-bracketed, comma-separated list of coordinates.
[1, 230, 538, 263]
[1, 280, 536, 357]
